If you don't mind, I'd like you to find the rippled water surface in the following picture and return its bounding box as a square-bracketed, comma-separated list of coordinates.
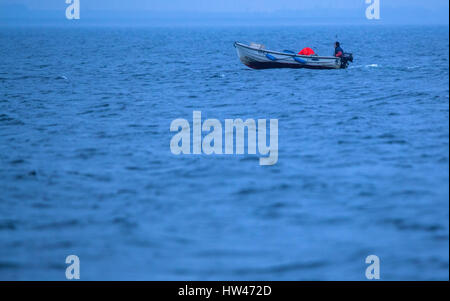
[0, 25, 449, 280]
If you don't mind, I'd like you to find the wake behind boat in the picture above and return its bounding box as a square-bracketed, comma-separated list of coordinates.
[234, 42, 353, 70]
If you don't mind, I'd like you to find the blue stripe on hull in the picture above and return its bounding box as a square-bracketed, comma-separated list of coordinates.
[244, 61, 339, 70]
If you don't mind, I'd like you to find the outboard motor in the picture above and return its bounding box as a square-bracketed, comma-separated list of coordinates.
[340, 53, 353, 69]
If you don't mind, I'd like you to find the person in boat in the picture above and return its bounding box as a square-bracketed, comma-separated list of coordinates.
[334, 41, 344, 57]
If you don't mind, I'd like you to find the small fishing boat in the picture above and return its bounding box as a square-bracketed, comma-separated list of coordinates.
[234, 42, 353, 70]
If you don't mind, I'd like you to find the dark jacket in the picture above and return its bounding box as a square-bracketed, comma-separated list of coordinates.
[335, 46, 344, 57]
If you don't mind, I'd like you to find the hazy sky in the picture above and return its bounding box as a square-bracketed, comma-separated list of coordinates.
[0, 0, 447, 12]
[0, 0, 448, 25]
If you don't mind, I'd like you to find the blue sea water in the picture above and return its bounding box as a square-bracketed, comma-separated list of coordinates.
[0, 25, 448, 280]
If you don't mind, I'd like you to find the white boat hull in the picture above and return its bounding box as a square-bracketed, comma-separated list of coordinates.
[234, 42, 344, 70]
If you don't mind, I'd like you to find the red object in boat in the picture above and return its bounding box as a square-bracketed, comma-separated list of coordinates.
[298, 47, 315, 56]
